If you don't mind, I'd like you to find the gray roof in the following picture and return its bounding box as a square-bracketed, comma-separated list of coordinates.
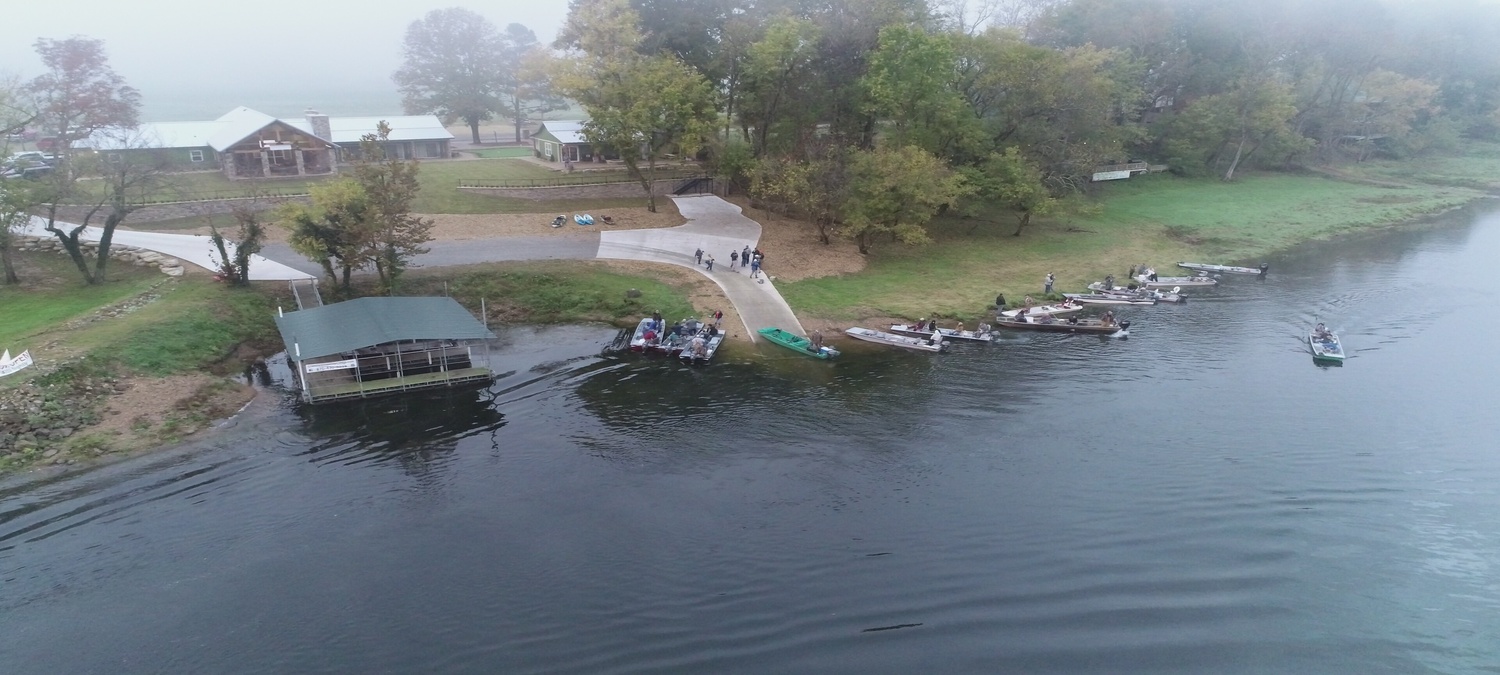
[290, 115, 453, 144]
[537, 120, 588, 144]
[275, 297, 495, 361]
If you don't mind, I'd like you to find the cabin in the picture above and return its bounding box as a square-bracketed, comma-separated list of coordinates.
[275, 296, 496, 404]
[532, 120, 599, 163]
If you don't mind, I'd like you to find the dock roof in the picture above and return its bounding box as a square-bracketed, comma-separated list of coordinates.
[275, 297, 495, 361]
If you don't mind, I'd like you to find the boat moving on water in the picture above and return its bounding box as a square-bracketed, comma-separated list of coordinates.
[1134, 268, 1218, 288]
[1309, 324, 1345, 362]
[845, 327, 949, 352]
[1085, 283, 1187, 303]
[1178, 261, 1268, 276]
[759, 327, 840, 359]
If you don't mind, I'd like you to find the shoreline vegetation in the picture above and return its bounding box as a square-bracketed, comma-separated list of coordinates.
[3, 147, 1498, 476]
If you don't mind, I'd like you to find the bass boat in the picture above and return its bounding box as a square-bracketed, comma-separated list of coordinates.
[888, 323, 995, 342]
[845, 327, 948, 352]
[1309, 328, 1345, 362]
[680, 332, 725, 363]
[998, 302, 1084, 319]
[1134, 272, 1217, 289]
[1064, 293, 1157, 306]
[994, 314, 1131, 336]
[1086, 283, 1187, 303]
[759, 327, 840, 359]
[1177, 262, 1267, 276]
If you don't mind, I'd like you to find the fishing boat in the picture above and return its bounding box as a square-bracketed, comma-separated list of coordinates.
[994, 314, 1131, 336]
[1134, 272, 1217, 288]
[844, 327, 948, 352]
[651, 318, 704, 355]
[1086, 283, 1187, 303]
[1063, 293, 1157, 306]
[680, 332, 725, 363]
[888, 323, 995, 342]
[998, 302, 1084, 319]
[758, 327, 840, 359]
[1177, 262, 1266, 276]
[629, 318, 661, 352]
[1308, 326, 1345, 362]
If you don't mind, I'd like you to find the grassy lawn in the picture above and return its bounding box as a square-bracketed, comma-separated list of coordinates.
[120, 159, 685, 215]
[469, 147, 535, 158]
[1, 252, 284, 384]
[396, 261, 695, 325]
[780, 169, 1485, 321]
[1328, 140, 1500, 191]
[0, 254, 163, 348]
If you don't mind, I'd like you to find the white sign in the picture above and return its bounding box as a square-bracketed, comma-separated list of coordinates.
[0, 350, 34, 378]
[305, 358, 358, 373]
[1091, 170, 1132, 182]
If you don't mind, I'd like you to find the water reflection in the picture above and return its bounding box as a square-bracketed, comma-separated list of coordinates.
[295, 387, 505, 471]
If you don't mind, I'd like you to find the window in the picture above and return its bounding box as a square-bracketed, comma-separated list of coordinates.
[188, 149, 204, 162]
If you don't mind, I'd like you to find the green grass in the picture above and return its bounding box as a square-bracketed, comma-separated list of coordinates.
[397, 261, 696, 325]
[0, 255, 162, 347]
[469, 147, 535, 158]
[107, 282, 280, 375]
[780, 169, 1486, 322]
[119, 159, 676, 214]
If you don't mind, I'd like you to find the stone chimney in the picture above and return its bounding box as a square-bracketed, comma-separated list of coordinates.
[304, 108, 331, 142]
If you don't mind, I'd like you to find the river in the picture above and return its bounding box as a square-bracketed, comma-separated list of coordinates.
[3, 205, 1499, 674]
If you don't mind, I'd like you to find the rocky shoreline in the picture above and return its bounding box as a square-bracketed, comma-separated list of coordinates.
[0, 361, 120, 469]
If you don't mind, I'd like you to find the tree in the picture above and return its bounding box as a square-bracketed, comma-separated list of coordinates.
[841, 145, 969, 254]
[554, 0, 720, 212]
[500, 26, 566, 143]
[0, 181, 32, 284]
[280, 180, 376, 296]
[736, 16, 824, 156]
[207, 204, 266, 286]
[350, 122, 433, 291]
[1165, 76, 1306, 179]
[280, 123, 433, 295]
[26, 38, 146, 284]
[394, 8, 506, 144]
[860, 25, 976, 158]
[960, 147, 1058, 235]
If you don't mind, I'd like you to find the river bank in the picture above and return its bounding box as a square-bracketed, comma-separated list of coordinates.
[6, 147, 1497, 475]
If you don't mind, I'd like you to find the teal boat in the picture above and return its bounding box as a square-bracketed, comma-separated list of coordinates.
[758, 327, 840, 359]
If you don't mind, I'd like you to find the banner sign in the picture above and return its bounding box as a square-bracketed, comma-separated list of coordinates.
[1091, 170, 1132, 182]
[0, 350, 33, 378]
[305, 358, 358, 373]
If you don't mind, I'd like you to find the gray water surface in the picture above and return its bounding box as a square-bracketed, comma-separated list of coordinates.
[3, 206, 1499, 674]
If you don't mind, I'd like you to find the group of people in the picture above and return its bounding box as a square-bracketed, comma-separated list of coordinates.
[640, 311, 720, 351]
[695, 246, 766, 277]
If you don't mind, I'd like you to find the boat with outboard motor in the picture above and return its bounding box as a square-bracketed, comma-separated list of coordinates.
[1063, 292, 1157, 306]
[629, 317, 662, 352]
[1086, 283, 1187, 303]
[888, 322, 995, 342]
[998, 302, 1085, 319]
[1177, 262, 1267, 276]
[1134, 270, 1218, 288]
[759, 327, 840, 359]
[1309, 324, 1345, 362]
[994, 313, 1130, 335]
[680, 331, 725, 363]
[845, 327, 949, 352]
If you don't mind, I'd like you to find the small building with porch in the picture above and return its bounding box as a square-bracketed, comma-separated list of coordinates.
[275, 296, 496, 404]
[532, 120, 597, 163]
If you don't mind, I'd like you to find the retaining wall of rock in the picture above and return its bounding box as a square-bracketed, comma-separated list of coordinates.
[14, 235, 187, 276]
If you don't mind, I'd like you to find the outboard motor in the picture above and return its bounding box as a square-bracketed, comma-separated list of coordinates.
[1258, 263, 1269, 278]
[1118, 320, 1132, 331]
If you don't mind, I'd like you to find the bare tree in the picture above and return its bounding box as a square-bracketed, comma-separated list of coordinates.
[27, 36, 144, 284]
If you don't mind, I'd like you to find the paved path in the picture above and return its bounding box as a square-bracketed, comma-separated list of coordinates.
[597, 196, 805, 339]
[23, 216, 313, 281]
[45, 196, 803, 341]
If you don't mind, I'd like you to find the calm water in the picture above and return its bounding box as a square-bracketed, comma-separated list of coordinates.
[4, 206, 1500, 674]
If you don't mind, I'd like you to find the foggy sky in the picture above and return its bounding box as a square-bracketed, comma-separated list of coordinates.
[1, 0, 570, 120]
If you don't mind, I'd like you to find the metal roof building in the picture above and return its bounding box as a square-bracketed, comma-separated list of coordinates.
[276, 296, 496, 403]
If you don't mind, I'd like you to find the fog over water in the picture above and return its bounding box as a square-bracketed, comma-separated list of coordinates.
[1, 0, 571, 120]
